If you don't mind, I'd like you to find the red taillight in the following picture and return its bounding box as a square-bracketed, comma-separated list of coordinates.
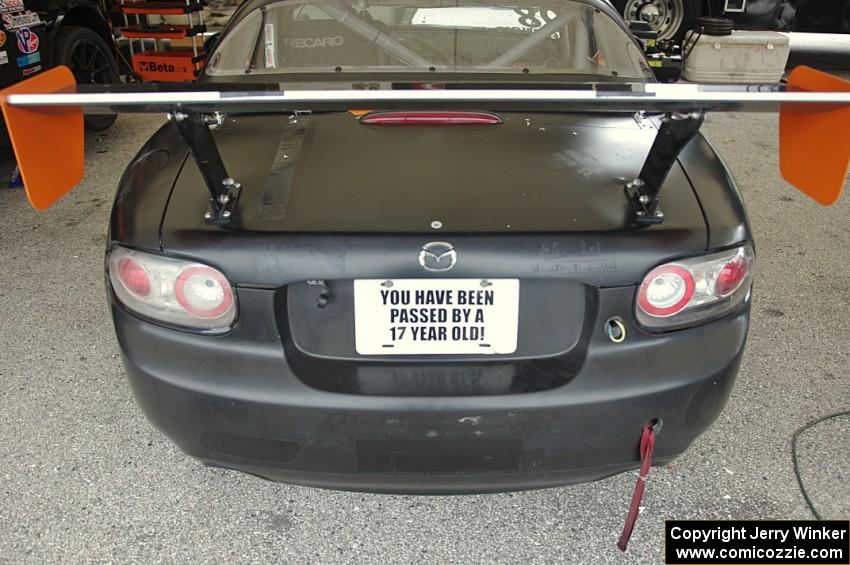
[174, 266, 234, 319]
[360, 111, 502, 125]
[715, 257, 748, 296]
[109, 247, 237, 331]
[636, 246, 754, 330]
[637, 264, 695, 317]
[117, 258, 151, 297]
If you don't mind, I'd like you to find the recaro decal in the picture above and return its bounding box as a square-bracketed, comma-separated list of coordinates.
[283, 36, 344, 49]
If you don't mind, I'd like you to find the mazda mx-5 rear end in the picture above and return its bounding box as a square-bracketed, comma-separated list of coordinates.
[106, 0, 754, 493]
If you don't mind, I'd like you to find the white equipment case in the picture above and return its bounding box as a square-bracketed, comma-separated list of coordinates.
[682, 30, 791, 84]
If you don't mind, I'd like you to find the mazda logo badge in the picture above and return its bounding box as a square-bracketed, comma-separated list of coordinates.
[419, 241, 457, 272]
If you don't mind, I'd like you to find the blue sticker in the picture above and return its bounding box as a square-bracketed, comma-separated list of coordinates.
[16, 50, 39, 67]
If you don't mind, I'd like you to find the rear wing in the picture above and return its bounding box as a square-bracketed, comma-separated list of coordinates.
[2, 65, 850, 224]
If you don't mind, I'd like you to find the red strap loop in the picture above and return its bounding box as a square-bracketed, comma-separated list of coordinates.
[617, 422, 657, 552]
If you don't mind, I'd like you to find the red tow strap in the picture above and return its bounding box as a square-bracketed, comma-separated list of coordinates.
[617, 422, 657, 552]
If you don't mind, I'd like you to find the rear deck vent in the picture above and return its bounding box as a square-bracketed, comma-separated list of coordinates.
[356, 438, 521, 472]
[200, 431, 300, 464]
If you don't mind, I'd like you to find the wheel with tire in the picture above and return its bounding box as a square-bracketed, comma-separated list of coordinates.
[53, 26, 119, 132]
[613, 0, 704, 41]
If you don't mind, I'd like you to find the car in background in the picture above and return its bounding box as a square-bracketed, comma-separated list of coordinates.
[611, 0, 845, 41]
[106, 0, 756, 492]
[0, 0, 118, 132]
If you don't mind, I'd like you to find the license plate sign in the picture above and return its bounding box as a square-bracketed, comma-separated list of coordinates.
[354, 279, 519, 355]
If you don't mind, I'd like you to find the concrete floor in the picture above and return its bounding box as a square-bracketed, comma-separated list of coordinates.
[0, 112, 848, 564]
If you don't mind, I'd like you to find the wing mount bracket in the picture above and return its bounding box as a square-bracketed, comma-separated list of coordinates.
[168, 110, 241, 225]
[626, 111, 706, 226]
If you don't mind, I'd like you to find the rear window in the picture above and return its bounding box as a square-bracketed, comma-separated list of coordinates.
[207, 0, 649, 79]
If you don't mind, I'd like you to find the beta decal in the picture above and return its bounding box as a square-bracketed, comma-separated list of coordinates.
[16, 50, 39, 67]
[0, 30, 6, 48]
[0, 50, 7, 65]
[2, 10, 40, 30]
[15, 27, 38, 54]
[138, 60, 175, 73]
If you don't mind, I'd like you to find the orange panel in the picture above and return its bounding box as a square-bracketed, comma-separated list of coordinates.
[780, 65, 850, 205]
[123, 6, 186, 14]
[122, 0, 201, 15]
[122, 24, 195, 39]
[0, 65, 84, 210]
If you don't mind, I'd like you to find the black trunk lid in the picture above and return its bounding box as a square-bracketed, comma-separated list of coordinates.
[162, 111, 706, 236]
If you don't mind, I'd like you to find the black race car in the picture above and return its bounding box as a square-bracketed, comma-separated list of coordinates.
[96, 0, 758, 494]
[612, 0, 850, 42]
[0, 0, 118, 132]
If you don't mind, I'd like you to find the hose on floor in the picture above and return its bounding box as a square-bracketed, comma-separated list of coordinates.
[791, 410, 850, 520]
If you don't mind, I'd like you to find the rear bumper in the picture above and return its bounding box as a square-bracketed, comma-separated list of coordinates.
[113, 287, 749, 494]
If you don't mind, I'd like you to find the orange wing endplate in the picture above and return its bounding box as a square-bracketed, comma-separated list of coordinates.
[780, 66, 850, 206]
[0, 66, 83, 210]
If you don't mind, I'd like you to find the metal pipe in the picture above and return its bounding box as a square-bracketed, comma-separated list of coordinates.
[316, 3, 432, 68]
[7, 84, 850, 114]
